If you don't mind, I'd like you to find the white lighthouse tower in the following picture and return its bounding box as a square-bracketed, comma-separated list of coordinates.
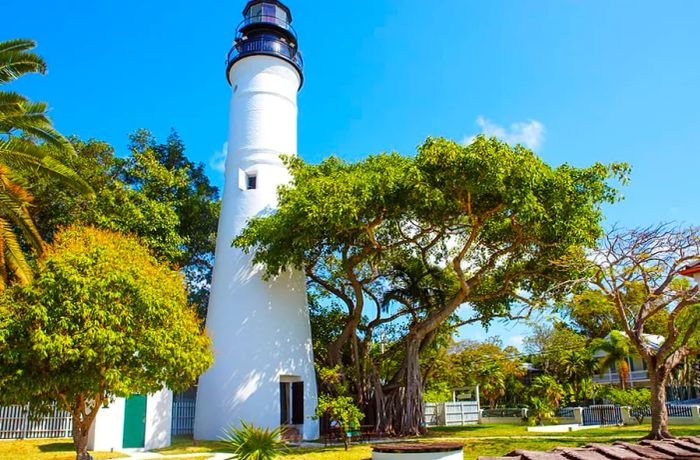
[194, 0, 318, 441]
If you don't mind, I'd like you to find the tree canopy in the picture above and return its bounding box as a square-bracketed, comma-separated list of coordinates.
[235, 135, 627, 434]
[0, 225, 213, 459]
[567, 224, 700, 439]
[27, 130, 220, 316]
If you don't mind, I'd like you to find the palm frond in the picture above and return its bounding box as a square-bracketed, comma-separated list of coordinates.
[0, 218, 33, 285]
[0, 170, 44, 252]
[0, 97, 75, 153]
[0, 39, 38, 54]
[0, 91, 29, 111]
[0, 138, 94, 197]
[0, 39, 46, 84]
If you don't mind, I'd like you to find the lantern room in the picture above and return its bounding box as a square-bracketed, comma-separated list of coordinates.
[226, 0, 303, 84]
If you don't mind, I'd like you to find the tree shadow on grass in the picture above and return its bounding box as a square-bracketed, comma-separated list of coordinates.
[38, 441, 74, 452]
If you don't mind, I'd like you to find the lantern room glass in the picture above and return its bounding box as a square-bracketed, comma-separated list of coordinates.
[245, 3, 290, 29]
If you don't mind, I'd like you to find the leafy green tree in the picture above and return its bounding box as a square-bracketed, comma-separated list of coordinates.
[565, 290, 620, 339]
[436, 339, 525, 408]
[125, 130, 220, 310]
[524, 322, 589, 377]
[235, 136, 627, 435]
[315, 395, 364, 451]
[0, 226, 213, 460]
[28, 131, 220, 316]
[565, 287, 670, 339]
[0, 39, 92, 286]
[568, 225, 700, 439]
[314, 366, 364, 451]
[591, 330, 634, 390]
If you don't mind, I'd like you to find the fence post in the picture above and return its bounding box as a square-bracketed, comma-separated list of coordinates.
[573, 407, 583, 425]
[620, 406, 634, 425]
[20, 404, 30, 439]
[691, 406, 700, 424]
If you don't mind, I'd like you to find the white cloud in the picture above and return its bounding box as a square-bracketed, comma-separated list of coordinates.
[210, 142, 228, 173]
[464, 116, 545, 150]
[507, 335, 525, 350]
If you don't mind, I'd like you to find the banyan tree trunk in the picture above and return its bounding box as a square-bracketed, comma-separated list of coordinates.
[376, 337, 426, 436]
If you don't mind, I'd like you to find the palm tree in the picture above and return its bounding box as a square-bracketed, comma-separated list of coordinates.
[477, 362, 507, 408]
[591, 330, 633, 390]
[560, 349, 599, 401]
[0, 38, 92, 287]
[529, 375, 565, 408]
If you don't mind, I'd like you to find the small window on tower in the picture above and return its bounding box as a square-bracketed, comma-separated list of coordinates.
[247, 174, 257, 190]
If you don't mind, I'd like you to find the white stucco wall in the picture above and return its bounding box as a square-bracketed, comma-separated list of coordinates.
[88, 398, 125, 452]
[144, 389, 172, 450]
[88, 390, 172, 452]
[194, 54, 318, 441]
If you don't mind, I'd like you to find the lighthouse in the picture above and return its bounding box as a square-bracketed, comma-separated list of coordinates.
[194, 0, 318, 441]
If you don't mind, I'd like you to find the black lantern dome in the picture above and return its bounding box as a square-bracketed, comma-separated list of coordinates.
[226, 0, 303, 85]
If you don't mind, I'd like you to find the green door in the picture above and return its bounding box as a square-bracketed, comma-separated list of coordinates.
[123, 395, 147, 448]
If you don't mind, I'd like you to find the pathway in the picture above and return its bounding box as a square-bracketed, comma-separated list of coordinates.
[120, 451, 231, 459]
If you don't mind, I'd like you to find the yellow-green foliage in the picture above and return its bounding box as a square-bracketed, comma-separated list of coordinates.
[0, 225, 213, 409]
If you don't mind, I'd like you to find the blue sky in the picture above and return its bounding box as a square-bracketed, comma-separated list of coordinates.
[6, 0, 699, 349]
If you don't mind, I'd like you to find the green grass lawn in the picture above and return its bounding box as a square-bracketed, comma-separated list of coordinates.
[426, 423, 700, 439]
[5, 425, 699, 460]
[0, 438, 126, 460]
[158, 425, 700, 460]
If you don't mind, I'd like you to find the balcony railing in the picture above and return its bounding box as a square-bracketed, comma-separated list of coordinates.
[592, 369, 650, 384]
[238, 15, 297, 40]
[227, 35, 303, 72]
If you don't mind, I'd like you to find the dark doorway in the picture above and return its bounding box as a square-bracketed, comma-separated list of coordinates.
[280, 381, 304, 425]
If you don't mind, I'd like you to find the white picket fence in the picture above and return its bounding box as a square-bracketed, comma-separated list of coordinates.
[0, 397, 198, 439]
[0, 403, 72, 439]
[424, 401, 479, 426]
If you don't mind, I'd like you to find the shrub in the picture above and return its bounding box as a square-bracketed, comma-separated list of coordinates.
[527, 397, 558, 426]
[221, 421, 288, 460]
[606, 388, 651, 424]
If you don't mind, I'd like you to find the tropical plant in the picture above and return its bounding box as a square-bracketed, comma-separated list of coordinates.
[560, 349, 599, 401]
[591, 330, 633, 390]
[526, 397, 557, 426]
[477, 363, 507, 409]
[0, 226, 212, 460]
[0, 38, 91, 287]
[221, 421, 288, 460]
[529, 375, 566, 408]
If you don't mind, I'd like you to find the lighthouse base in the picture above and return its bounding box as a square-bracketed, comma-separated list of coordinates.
[193, 255, 319, 441]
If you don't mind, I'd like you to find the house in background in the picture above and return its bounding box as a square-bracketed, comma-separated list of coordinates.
[592, 332, 664, 388]
[680, 260, 700, 285]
